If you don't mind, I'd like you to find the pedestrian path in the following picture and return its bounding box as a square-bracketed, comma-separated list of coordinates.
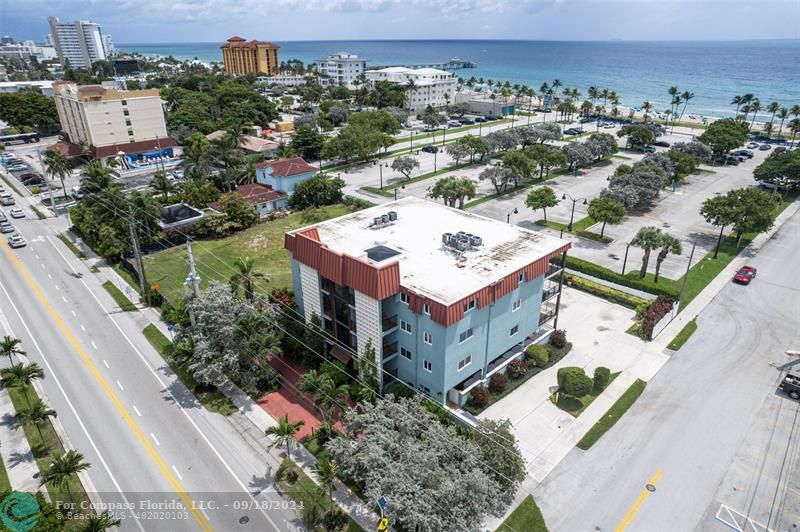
[0, 386, 43, 493]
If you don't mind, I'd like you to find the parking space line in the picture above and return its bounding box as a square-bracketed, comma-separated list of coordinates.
[79, 324, 86, 332]
[61, 296, 67, 303]
[90, 340, 97, 350]
[70, 310, 76, 317]
[151, 433, 160, 446]
[102, 359, 109, 369]
[54, 285, 59, 291]
[116, 380, 124, 391]
[133, 405, 141, 417]
[171, 465, 182, 480]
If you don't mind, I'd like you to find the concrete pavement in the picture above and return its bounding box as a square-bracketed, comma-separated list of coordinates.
[0, 387, 41, 493]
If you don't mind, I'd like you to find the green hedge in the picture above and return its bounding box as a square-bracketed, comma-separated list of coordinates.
[577, 379, 646, 450]
[565, 256, 680, 298]
[667, 319, 697, 351]
[568, 275, 651, 309]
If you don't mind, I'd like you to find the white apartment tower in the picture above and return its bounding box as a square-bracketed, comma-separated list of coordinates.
[315, 52, 367, 89]
[48, 16, 108, 69]
[365, 67, 456, 111]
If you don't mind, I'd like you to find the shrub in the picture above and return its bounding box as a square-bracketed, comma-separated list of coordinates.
[568, 275, 652, 310]
[565, 256, 679, 298]
[285, 469, 298, 484]
[507, 359, 528, 380]
[489, 373, 508, 394]
[550, 329, 568, 349]
[320, 360, 349, 386]
[641, 295, 676, 340]
[557, 367, 593, 397]
[635, 302, 649, 320]
[593, 367, 611, 394]
[384, 382, 416, 399]
[526, 344, 549, 367]
[469, 386, 491, 408]
[322, 509, 349, 532]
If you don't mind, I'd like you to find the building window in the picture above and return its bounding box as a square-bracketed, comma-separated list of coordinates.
[518, 273, 525, 284]
[459, 328, 473, 343]
[400, 293, 409, 305]
[423, 331, 432, 345]
[400, 320, 412, 334]
[423, 359, 432, 372]
[510, 325, 519, 336]
[513, 299, 521, 312]
[457, 355, 472, 371]
[121, 100, 127, 105]
[423, 303, 430, 315]
[125, 119, 131, 126]
[123, 109, 129, 116]
[127, 129, 134, 136]
[463, 299, 476, 313]
[401, 347, 412, 360]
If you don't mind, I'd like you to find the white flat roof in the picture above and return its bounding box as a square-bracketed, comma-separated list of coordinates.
[300, 197, 569, 305]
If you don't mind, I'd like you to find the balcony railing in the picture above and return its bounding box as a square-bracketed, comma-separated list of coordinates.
[382, 341, 399, 361]
[542, 286, 560, 302]
[539, 304, 557, 325]
[545, 262, 563, 279]
[382, 314, 398, 333]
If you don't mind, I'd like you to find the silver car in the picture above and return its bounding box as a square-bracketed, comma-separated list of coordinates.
[8, 233, 26, 248]
[0, 221, 14, 233]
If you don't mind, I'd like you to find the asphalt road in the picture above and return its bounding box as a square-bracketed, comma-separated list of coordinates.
[535, 205, 800, 531]
[0, 198, 302, 530]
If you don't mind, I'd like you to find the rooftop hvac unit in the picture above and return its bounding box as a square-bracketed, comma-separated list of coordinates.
[442, 232, 453, 245]
[388, 211, 398, 221]
[470, 235, 482, 247]
[455, 238, 469, 251]
[381, 214, 389, 224]
[456, 231, 467, 238]
[373, 216, 383, 227]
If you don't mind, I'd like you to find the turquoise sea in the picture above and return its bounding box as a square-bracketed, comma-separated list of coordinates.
[118, 40, 800, 119]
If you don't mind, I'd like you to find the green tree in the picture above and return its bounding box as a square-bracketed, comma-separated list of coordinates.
[391, 155, 420, 180]
[631, 226, 664, 279]
[266, 414, 305, 458]
[229, 256, 267, 302]
[478, 165, 513, 193]
[525, 186, 559, 223]
[654, 233, 682, 283]
[181, 132, 214, 179]
[43, 149, 72, 199]
[18, 397, 57, 442]
[617, 124, 656, 149]
[289, 173, 345, 210]
[1, 363, 45, 409]
[0, 335, 25, 365]
[0, 91, 59, 132]
[557, 367, 593, 397]
[502, 150, 534, 188]
[753, 149, 800, 189]
[726, 188, 780, 245]
[697, 118, 749, 157]
[150, 170, 173, 201]
[302, 313, 326, 370]
[699, 193, 738, 258]
[39, 450, 90, 504]
[218, 192, 258, 230]
[474, 419, 526, 495]
[313, 456, 339, 511]
[291, 125, 326, 161]
[587, 197, 626, 237]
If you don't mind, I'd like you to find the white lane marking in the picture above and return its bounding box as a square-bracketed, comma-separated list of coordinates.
[70, 310, 76, 317]
[116, 380, 124, 391]
[151, 433, 160, 446]
[133, 405, 141, 417]
[0, 277, 147, 532]
[171, 465, 182, 480]
[102, 359, 109, 369]
[61, 296, 67, 303]
[35, 254, 39, 259]
[44, 235, 282, 529]
[41, 263, 45, 269]
[79, 324, 86, 332]
[47, 273, 52, 279]
[90, 340, 97, 350]
[54, 285, 59, 291]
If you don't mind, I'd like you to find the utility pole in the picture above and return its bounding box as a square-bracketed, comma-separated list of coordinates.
[184, 239, 201, 328]
[128, 217, 150, 305]
[37, 149, 57, 217]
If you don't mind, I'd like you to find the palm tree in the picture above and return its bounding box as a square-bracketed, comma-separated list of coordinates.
[150, 170, 173, 201]
[631, 226, 664, 279]
[229, 256, 267, 303]
[731, 95, 743, 115]
[749, 98, 762, 129]
[43, 149, 72, 199]
[403, 77, 418, 111]
[314, 377, 350, 421]
[551, 79, 562, 101]
[600, 88, 610, 110]
[588, 85, 599, 108]
[39, 450, 90, 503]
[1, 335, 25, 365]
[298, 369, 325, 404]
[313, 456, 339, 511]
[642, 100, 653, 123]
[767, 101, 781, 129]
[81, 511, 122, 531]
[677, 91, 695, 125]
[789, 118, 800, 148]
[18, 397, 57, 442]
[776, 107, 789, 138]
[667, 86, 679, 127]
[265, 414, 304, 458]
[79, 160, 113, 196]
[1, 363, 45, 409]
[654, 234, 682, 283]
[181, 136, 213, 180]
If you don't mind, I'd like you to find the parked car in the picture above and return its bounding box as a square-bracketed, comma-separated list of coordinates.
[734, 149, 754, 158]
[747, 142, 759, 149]
[447, 120, 462, 128]
[70, 186, 83, 199]
[653, 141, 671, 148]
[640, 146, 656, 153]
[0, 194, 14, 206]
[779, 373, 800, 400]
[423, 125, 435, 132]
[9, 208, 24, 219]
[459, 118, 475, 125]
[474, 117, 487, 123]
[759, 144, 772, 151]
[0, 211, 6, 222]
[564, 127, 582, 135]
[733, 266, 757, 284]
[0, 221, 14, 233]
[7, 233, 26, 248]
[421, 146, 439, 154]
[719, 155, 740, 165]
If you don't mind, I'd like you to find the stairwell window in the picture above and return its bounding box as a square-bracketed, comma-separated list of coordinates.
[400, 293, 409, 305]
[459, 328, 473, 343]
[423, 359, 432, 372]
[423, 303, 430, 315]
[510, 324, 519, 336]
[518, 273, 525, 284]
[457, 355, 472, 371]
[513, 299, 521, 312]
[423, 331, 432, 345]
[400, 320, 412, 334]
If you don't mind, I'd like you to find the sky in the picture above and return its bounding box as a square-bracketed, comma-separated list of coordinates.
[1, 0, 798, 43]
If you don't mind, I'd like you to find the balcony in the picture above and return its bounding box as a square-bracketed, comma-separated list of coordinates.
[545, 261, 563, 279]
[539, 302, 558, 326]
[542, 286, 560, 302]
[382, 314, 398, 334]
[382, 341, 399, 361]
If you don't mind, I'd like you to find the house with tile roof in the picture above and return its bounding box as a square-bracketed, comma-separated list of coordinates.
[255, 157, 319, 194]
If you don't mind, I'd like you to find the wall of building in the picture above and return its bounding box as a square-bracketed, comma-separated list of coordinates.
[298, 261, 322, 319]
[80, 96, 167, 147]
[256, 169, 317, 194]
[354, 290, 382, 389]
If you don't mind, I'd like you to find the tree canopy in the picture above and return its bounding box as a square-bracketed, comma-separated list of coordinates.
[697, 118, 749, 157]
[753, 149, 800, 189]
[0, 91, 59, 133]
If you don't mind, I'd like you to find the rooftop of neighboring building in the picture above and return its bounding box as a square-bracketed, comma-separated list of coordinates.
[52, 81, 160, 101]
[221, 36, 279, 49]
[209, 183, 287, 211]
[205, 130, 279, 153]
[289, 197, 570, 305]
[255, 157, 318, 176]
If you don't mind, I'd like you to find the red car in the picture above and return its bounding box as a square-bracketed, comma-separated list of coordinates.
[733, 266, 757, 284]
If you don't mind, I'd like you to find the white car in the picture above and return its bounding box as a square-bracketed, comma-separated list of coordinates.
[0, 221, 15, 233]
[8, 234, 26, 248]
[9, 208, 24, 218]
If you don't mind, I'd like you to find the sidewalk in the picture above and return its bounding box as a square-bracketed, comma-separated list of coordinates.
[0, 386, 42, 493]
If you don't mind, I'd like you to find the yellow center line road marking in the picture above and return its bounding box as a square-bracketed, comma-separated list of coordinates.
[614, 469, 664, 532]
[1, 241, 213, 532]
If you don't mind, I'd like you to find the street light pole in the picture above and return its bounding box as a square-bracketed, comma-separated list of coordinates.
[506, 207, 518, 224]
[621, 242, 631, 276]
[562, 193, 588, 231]
[433, 149, 437, 173]
[394, 184, 405, 200]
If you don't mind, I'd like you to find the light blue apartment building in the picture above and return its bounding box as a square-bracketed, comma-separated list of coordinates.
[285, 197, 570, 406]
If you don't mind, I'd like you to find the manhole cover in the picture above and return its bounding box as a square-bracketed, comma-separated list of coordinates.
[646, 483, 656, 492]
[239, 516, 250, 525]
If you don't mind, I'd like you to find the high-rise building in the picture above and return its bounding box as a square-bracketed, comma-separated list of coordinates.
[220, 36, 279, 76]
[53, 81, 173, 160]
[103, 34, 115, 57]
[365, 67, 456, 111]
[48, 16, 108, 69]
[314, 52, 367, 89]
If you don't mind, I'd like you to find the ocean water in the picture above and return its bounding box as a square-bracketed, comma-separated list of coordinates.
[118, 40, 800, 118]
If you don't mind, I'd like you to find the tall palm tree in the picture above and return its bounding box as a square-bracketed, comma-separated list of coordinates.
[1, 363, 44, 409]
[39, 449, 90, 503]
[766, 101, 781, 128]
[654, 234, 682, 283]
[150, 170, 173, 201]
[789, 118, 800, 148]
[631, 226, 664, 279]
[667, 86, 679, 127]
[588, 85, 599, 108]
[79, 160, 113, 196]
[731, 95, 743, 115]
[404, 77, 417, 111]
[749, 98, 762, 129]
[313, 456, 339, 511]
[600, 88, 610, 110]
[81, 511, 122, 531]
[265, 414, 304, 458]
[18, 397, 57, 442]
[677, 91, 695, 125]
[229, 256, 267, 302]
[181, 136, 213, 180]
[314, 377, 350, 421]
[642, 100, 653, 123]
[551, 79, 563, 101]
[43, 149, 72, 199]
[776, 107, 789, 138]
[1, 335, 25, 365]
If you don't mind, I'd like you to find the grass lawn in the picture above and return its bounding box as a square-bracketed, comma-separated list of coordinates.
[577, 379, 647, 450]
[390, 119, 510, 146]
[6, 384, 90, 512]
[112, 264, 141, 294]
[101, 280, 137, 311]
[57, 233, 86, 260]
[0, 172, 23, 196]
[143, 204, 354, 305]
[361, 160, 477, 197]
[667, 319, 697, 351]
[555, 372, 620, 417]
[142, 324, 238, 415]
[496, 495, 548, 532]
[276, 457, 364, 532]
[0, 455, 10, 492]
[535, 217, 612, 243]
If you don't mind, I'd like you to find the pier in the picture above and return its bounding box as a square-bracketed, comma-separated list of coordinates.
[374, 58, 477, 70]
